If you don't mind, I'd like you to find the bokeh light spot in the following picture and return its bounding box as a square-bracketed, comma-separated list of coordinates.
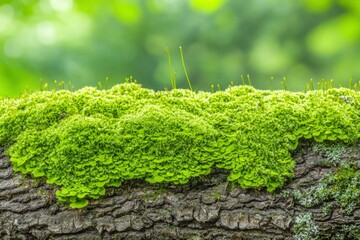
[0, 5, 14, 34]
[302, 0, 332, 12]
[250, 37, 291, 74]
[307, 14, 360, 56]
[50, 0, 73, 12]
[36, 22, 57, 45]
[114, 1, 142, 24]
[189, 0, 226, 13]
[4, 39, 21, 58]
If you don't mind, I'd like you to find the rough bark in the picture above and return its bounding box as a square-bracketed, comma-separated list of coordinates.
[1, 141, 359, 240]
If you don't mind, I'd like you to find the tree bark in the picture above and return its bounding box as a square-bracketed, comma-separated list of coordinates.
[0, 141, 359, 240]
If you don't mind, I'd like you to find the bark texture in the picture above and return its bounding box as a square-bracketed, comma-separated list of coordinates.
[1, 141, 359, 240]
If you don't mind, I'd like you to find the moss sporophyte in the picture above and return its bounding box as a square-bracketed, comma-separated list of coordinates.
[1, 83, 360, 208]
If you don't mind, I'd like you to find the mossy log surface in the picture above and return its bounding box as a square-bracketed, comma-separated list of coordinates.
[1, 141, 359, 239]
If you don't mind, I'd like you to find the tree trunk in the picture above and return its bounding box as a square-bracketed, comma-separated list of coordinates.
[1, 141, 359, 240]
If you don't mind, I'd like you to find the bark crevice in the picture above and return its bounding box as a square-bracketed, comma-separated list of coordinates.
[1, 142, 359, 239]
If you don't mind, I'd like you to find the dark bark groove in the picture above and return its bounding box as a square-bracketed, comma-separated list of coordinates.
[0, 141, 359, 240]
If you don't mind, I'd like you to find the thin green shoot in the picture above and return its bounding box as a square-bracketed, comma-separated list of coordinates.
[39, 80, 49, 91]
[349, 76, 353, 89]
[179, 46, 192, 91]
[247, 74, 252, 86]
[325, 79, 333, 90]
[105, 77, 109, 90]
[281, 77, 287, 91]
[241, 75, 245, 85]
[173, 71, 177, 89]
[67, 82, 74, 91]
[125, 76, 134, 83]
[165, 47, 175, 89]
[54, 80, 65, 90]
[270, 76, 274, 91]
[310, 79, 314, 90]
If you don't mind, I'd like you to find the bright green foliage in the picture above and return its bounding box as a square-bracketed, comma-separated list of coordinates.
[1, 83, 360, 208]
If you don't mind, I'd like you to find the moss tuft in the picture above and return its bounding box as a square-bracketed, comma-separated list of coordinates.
[1, 83, 360, 207]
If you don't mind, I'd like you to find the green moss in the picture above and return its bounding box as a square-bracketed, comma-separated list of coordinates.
[1, 83, 360, 208]
[312, 141, 347, 166]
[330, 164, 360, 213]
[293, 213, 319, 240]
[334, 225, 360, 240]
[297, 164, 360, 214]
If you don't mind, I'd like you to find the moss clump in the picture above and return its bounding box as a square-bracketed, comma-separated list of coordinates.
[297, 164, 360, 211]
[330, 165, 360, 213]
[1, 83, 360, 208]
[298, 141, 360, 214]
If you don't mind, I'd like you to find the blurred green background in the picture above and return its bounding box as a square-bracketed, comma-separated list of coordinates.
[1, 0, 360, 97]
